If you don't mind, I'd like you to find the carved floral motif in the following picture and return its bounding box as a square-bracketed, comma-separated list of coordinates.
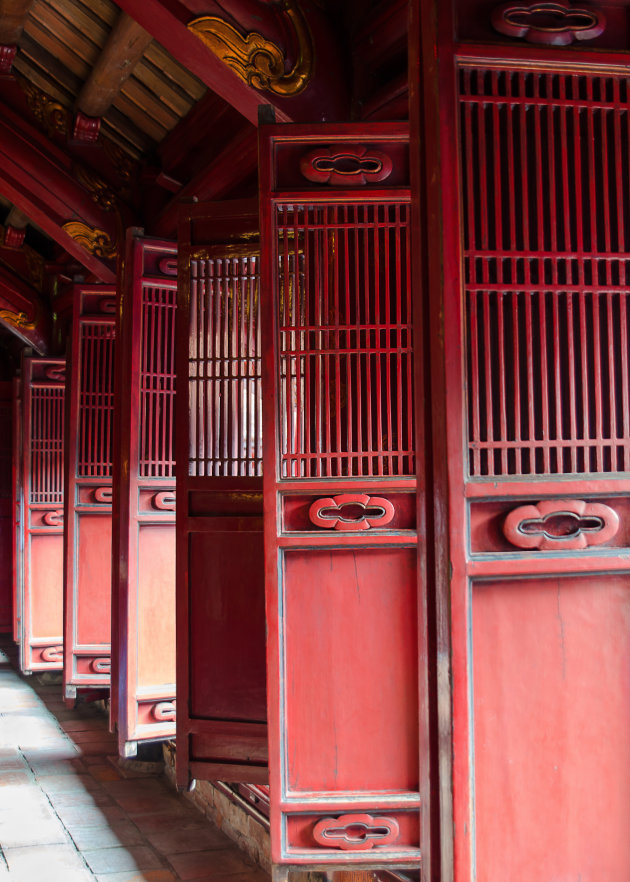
[301, 144, 393, 186]
[503, 499, 619, 550]
[18, 77, 70, 138]
[309, 494, 395, 532]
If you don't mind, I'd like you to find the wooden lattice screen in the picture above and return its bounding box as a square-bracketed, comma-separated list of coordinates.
[461, 67, 630, 477]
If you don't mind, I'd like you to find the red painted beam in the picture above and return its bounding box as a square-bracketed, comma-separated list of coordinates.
[0, 261, 50, 353]
[0, 101, 120, 283]
[114, 0, 348, 123]
[151, 126, 258, 236]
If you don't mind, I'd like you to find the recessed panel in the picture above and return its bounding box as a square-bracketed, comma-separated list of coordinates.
[473, 574, 630, 881]
[76, 514, 112, 645]
[284, 547, 418, 794]
[137, 524, 176, 687]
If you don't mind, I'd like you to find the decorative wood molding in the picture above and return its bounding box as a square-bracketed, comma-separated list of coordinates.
[62, 222, 117, 259]
[3, 225, 25, 248]
[492, 1, 606, 45]
[75, 166, 118, 213]
[152, 701, 176, 722]
[300, 144, 393, 186]
[187, 1, 313, 97]
[309, 494, 395, 531]
[40, 645, 64, 663]
[73, 111, 101, 143]
[0, 306, 35, 329]
[43, 509, 64, 525]
[0, 44, 16, 74]
[503, 499, 619, 550]
[18, 77, 70, 138]
[312, 813, 400, 851]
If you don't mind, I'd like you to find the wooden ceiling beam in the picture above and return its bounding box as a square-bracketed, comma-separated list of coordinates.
[0, 100, 120, 282]
[0, 261, 50, 354]
[114, 0, 349, 124]
[75, 11, 153, 135]
[151, 126, 258, 236]
[0, 0, 33, 46]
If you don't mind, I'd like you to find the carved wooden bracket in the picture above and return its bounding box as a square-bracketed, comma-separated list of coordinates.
[41, 645, 63, 663]
[4, 225, 25, 248]
[312, 813, 400, 851]
[73, 112, 101, 143]
[187, 0, 313, 97]
[300, 144, 393, 186]
[91, 657, 111, 673]
[152, 701, 176, 722]
[43, 510, 64, 526]
[94, 487, 113, 504]
[0, 45, 16, 75]
[62, 222, 116, 260]
[503, 499, 619, 550]
[309, 494, 395, 532]
[153, 491, 176, 511]
[492, 1, 605, 45]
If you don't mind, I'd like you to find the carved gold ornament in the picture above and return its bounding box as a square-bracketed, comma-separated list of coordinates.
[75, 167, 118, 213]
[62, 222, 117, 259]
[0, 308, 36, 330]
[18, 78, 70, 138]
[187, 1, 313, 96]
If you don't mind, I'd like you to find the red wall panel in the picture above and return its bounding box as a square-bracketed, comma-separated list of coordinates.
[0, 381, 12, 633]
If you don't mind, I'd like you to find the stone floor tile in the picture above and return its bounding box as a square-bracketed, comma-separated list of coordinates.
[129, 812, 202, 834]
[73, 730, 118, 743]
[102, 779, 168, 799]
[3, 843, 93, 881]
[82, 845, 162, 874]
[94, 871, 177, 882]
[0, 814, 69, 847]
[89, 763, 125, 782]
[167, 847, 255, 880]
[144, 822, 232, 856]
[0, 768, 33, 786]
[38, 772, 102, 794]
[77, 741, 122, 757]
[55, 803, 127, 828]
[114, 794, 191, 817]
[69, 820, 147, 851]
[62, 719, 109, 733]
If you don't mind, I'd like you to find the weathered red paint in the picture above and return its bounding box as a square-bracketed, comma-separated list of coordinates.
[111, 231, 177, 756]
[176, 200, 268, 787]
[15, 357, 65, 671]
[63, 285, 116, 699]
[259, 123, 423, 877]
[0, 381, 13, 633]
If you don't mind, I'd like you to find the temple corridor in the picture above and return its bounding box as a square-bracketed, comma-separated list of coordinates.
[0, 639, 268, 882]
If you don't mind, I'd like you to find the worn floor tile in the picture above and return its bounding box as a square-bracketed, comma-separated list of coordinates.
[82, 845, 163, 874]
[143, 823, 232, 856]
[3, 843, 92, 880]
[167, 848, 255, 880]
[94, 871, 177, 882]
[69, 821, 146, 851]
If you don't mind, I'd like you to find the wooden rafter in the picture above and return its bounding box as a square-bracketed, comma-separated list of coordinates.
[0, 99, 121, 282]
[0, 0, 33, 46]
[75, 11, 153, 121]
[114, 0, 349, 124]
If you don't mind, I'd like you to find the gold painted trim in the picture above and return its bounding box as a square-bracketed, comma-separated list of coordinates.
[62, 221, 117, 260]
[187, 0, 313, 96]
[0, 308, 36, 330]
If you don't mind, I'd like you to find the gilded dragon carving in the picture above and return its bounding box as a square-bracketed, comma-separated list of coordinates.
[187, 0, 313, 96]
[0, 308, 36, 331]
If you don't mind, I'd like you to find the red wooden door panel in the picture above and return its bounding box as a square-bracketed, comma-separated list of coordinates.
[112, 232, 177, 756]
[0, 381, 13, 633]
[176, 201, 268, 786]
[260, 124, 425, 878]
[63, 285, 116, 699]
[12, 376, 22, 643]
[435, 51, 630, 882]
[17, 358, 65, 671]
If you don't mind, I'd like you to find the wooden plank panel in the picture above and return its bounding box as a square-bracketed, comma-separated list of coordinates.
[473, 574, 630, 880]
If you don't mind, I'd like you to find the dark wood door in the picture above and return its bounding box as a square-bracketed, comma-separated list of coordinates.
[18, 358, 65, 671]
[63, 285, 116, 699]
[259, 124, 425, 879]
[112, 231, 177, 756]
[176, 200, 267, 786]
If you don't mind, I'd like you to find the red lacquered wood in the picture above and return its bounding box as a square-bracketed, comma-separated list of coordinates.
[17, 357, 66, 671]
[437, 21, 630, 881]
[0, 381, 13, 633]
[63, 285, 116, 699]
[176, 200, 268, 789]
[260, 122, 423, 876]
[112, 231, 177, 756]
[11, 376, 21, 643]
